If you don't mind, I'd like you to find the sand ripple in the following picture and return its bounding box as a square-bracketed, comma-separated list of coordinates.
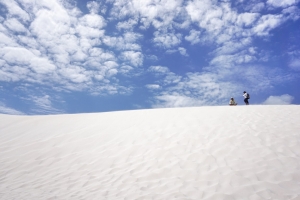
[1, 106, 300, 199]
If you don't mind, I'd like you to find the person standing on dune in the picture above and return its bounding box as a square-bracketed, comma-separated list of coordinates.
[243, 91, 250, 105]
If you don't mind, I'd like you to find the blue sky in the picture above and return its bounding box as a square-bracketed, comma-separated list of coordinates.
[0, 0, 300, 115]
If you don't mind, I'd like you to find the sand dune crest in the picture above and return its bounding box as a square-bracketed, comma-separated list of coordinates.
[0, 105, 300, 199]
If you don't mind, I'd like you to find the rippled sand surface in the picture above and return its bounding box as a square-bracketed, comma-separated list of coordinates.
[1, 105, 300, 199]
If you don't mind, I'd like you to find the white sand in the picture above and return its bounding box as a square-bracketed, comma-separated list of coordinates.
[0, 105, 300, 200]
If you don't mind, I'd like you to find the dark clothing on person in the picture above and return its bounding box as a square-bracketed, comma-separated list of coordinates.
[243, 91, 249, 105]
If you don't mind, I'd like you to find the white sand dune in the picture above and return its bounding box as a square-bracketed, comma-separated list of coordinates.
[1, 105, 300, 200]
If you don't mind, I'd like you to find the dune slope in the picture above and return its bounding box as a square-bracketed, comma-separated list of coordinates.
[1, 105, 300, 199]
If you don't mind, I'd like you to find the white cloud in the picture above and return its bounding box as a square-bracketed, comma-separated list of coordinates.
[185, 0, 239, 36]
[17, 36, 41, 50]
[110, 0, 184, 30]
[150, 71, 240, 107]
[79, 14, 106, 29]
[165, 49, 177, 54]
[178, 47, 188, 56]
[248, 47, 257, 54]
[0, 102, 24, 115]
[153, 94, 205, 108]
[1, 47, 31, 65]
[119, 65, 134, 74]
[120, 51, 143, 67]
[163, 73, 182, 85]
[29, 95, 64, 114]
[249, 2, 265, 12]
[289, 59, 300, 71]
[148, 66, 170, 74]
[267, 0, 299, 8]
[32, 95, 51, 107]
[147, 66, 182, 92]
[0, 0, 143, 96]
[59, 65, 90, 83]
[239, 66, 277, 92]
[252, 14, 283, 36]
[185, 30, 201, 45]
[184, 0, 297, 50]
[236, 13, 260, 27]
[0, 32, 17, 47]
[282, 6, 300, 21]
[30, 57, 57, 74]
[146, 84, 161, 90]
[166, 47, 188, 56]
[185, 0, 213, 23]
[0, 47, 56, 75]
[76, 25, 104, 39]
[0, 65, 30, 82]
[0, 1, 30, 22]
[103, 32, 142, 51]
[263, 94, 294, 105]
[153, 31, 182, 48]
[117, 18, 138, 30]
[210, 50, 257, 71]
[213, 38, 252, 55]
[4, 18, 27, 33]
[29, 6, 72, 40]
[87, 1, 100, 14]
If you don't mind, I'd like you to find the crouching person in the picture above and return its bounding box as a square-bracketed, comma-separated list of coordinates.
[229, 97, 237, 106]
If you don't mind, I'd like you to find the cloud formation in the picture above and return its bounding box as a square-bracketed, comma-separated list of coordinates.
[267, 0, 299, 8]
[0, 0, 142, 96]
[0, 101, 24, 115]
[29, 95, 64, 114]
[263, 94, 294, 105]
[289, 59, 300, 71]
[0, 0, 299, 113]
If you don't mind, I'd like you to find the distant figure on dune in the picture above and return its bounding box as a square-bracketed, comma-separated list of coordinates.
[229, 97, 237, 106]
[243, 91, 250, 105]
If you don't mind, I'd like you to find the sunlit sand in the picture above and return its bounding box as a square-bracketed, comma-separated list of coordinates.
[1, 105, 300, 199]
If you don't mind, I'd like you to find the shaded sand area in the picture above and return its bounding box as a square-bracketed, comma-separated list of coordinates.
[1, 105, 300, 199]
